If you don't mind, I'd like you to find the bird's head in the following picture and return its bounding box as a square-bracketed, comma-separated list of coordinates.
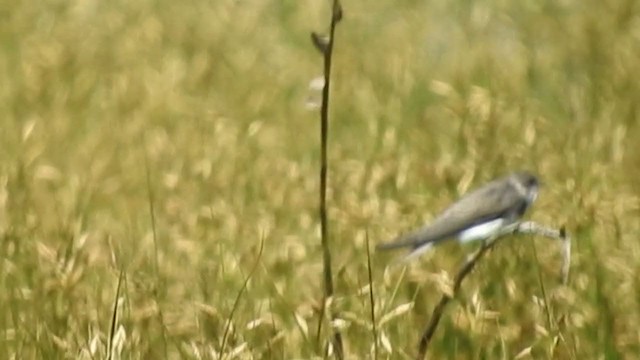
[515, 171, 540, 204]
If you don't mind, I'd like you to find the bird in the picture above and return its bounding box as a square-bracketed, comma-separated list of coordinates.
[376, 171, 540, 263]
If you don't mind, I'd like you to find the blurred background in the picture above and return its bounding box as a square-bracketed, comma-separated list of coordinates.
[1, 0, 639, 358]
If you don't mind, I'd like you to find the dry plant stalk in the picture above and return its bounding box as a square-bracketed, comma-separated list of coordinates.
[416, 221, 571, 359]
[220, 237, 265, 359]
[107, 270, 124, 360]
[366, 231, 379, 360]
[311, 0, 344, 358]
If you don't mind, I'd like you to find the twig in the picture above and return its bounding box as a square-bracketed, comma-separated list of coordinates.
[415, 235, 499, 358]
[416, 221, 571, 359]
[311, 0, 344, 358]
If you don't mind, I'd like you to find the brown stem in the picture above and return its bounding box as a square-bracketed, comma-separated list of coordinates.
[415, 221, 571, 359]
[313, 0, 344, 358]
[416, 237, 499, 358]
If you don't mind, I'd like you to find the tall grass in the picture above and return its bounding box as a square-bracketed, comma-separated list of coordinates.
[0, 0, 639, 358]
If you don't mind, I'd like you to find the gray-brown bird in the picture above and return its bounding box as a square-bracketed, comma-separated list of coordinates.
[377, 171, 539, 262]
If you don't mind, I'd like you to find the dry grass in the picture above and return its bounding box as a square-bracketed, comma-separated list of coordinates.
[1, 0, 640, 358]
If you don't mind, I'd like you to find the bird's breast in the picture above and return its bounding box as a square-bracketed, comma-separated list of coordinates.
[457, 218, 506, 243]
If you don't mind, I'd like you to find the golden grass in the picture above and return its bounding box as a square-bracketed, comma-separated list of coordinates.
[1, 0, 640, 358]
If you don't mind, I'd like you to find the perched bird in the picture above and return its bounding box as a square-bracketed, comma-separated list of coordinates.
[377, 171, 539, 263]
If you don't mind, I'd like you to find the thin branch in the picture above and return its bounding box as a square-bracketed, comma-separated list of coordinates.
[416, 235, 499, 359]
[312, 0, 344, 358]
[416, 221, 571, 359]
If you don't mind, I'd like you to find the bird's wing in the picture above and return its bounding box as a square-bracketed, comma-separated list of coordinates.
[377, 176, 524, 250]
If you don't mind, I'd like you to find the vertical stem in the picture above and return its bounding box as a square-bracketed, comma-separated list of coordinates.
[143, 145, 168, 358]
[315, 0, 344, 358]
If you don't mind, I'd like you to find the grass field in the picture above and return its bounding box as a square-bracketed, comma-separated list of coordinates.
[1, 0, 640, 358]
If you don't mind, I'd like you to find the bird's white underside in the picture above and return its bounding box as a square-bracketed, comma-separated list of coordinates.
[457, 218, 506, 243]
[397, 218, 507, 264]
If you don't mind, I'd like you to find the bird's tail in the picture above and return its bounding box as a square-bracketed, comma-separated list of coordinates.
[376, 227, 434, 251]
[392, 242, 435, 265]
[377, 226, 449, 264]
[375, 236, 418, 250]
[376, 231, 437, 265]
